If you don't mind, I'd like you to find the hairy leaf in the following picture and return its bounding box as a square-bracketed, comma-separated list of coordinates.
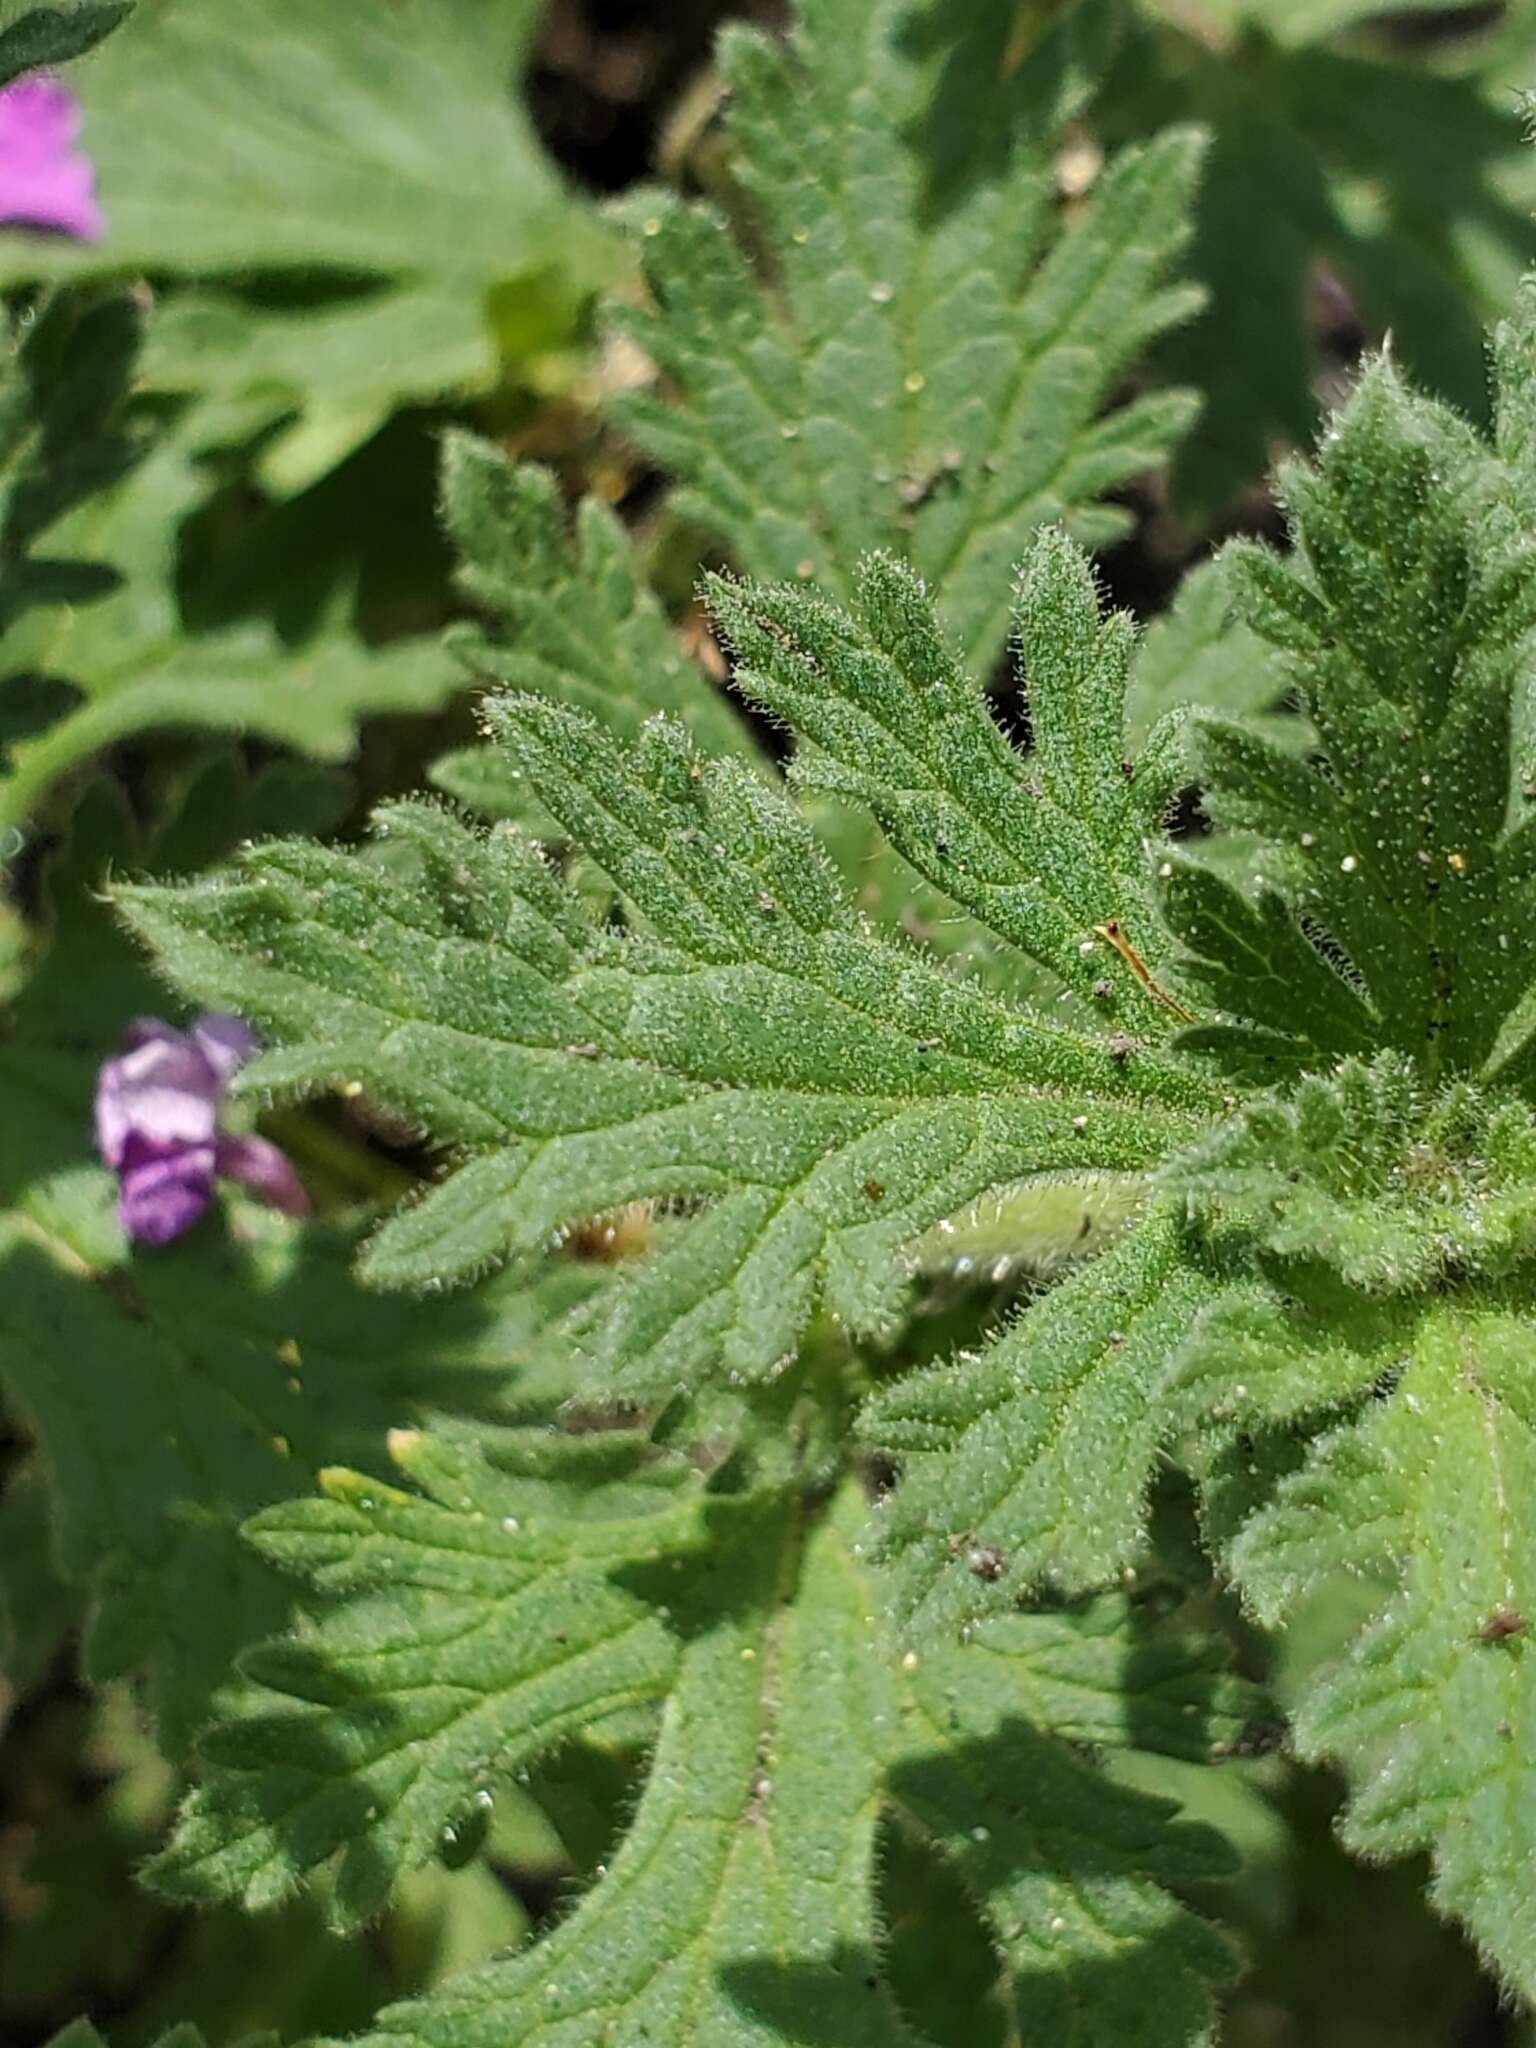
[713, 541, 1195, 1016]
[431, 436, 760, 825]
[0, 762, 605, 1745]
[173, 1478, 1246, 2041]
[1171, 1055, 1536, 1292]
[863, 1209, 1235, 1632]
[148, 1426, 710, 1929]
[118, 567, 1216, 1390]
[1226, 1306, 1536, 1999]
[619, 0, 1205, 672]
[1185, 351, 1536, 1084]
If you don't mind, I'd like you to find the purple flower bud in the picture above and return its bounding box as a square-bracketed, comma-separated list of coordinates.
[94, 1014, 308, 1247]
[0, 77, 104, 243]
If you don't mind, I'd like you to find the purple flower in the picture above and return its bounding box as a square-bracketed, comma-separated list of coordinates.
[95, 1014, 308, 1247]
[0, 77, 104, 243]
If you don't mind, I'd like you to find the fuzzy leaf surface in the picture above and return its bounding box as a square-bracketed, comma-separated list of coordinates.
[713, 542, 1197, 1018]
[619, 0, 1204, 672]
[1157, 300, 1536, 1994]
[431, 436, 760, 824]
[119, 579, 1215, 1391]
[1226, 1307, 1536, 1998]
[215, 1483, 1245, 2043]
[1181, 347, 1536, 1086]
[0, 762, 603, 1747]
[862, 1208, 1238, 1632]
[149, 1426, 710, 1931]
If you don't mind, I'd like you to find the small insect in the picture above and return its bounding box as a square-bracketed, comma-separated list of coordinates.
[1477, 1608, 1529, 1645]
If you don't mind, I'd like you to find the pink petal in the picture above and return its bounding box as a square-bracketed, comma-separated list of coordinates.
[95, 1030, 220, 1168]
[214, 1134, 309, 1219]
[119, 1144, 217, 1246]
[0, 79, 81, 156]
[0, 78, 104, 242]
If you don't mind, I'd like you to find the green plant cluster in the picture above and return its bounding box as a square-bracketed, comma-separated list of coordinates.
[10, 3, 1536, 2046]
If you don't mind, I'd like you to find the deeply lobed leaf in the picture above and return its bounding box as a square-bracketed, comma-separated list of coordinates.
[431, 435, 762, 826]
[165, 1475, 1249, 2042]
[1175, 348, 1536, 1087]
[618, 0, 1205, 673]
[1227, 1307, 1536, 1998]
[863, 1209, 1238, 1632]
[119, 566, 1216, 1392]
[148, 1427, 710, 1930]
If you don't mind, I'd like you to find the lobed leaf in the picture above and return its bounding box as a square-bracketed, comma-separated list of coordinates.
[1182, 345, 1536, 1086]
[863, 1209, 1237, 1632]
[0, 761, 604, 1746]
[618, 0, 1205, 673]
[148, 1428, 710, 1931]
[712, 541, 1192, 1020]
[119, 662, 1214, 1391]
[1224, 1306, 1536, 1998]
[207, 1481, 1247, 2045]
[431, 436, 760, 825]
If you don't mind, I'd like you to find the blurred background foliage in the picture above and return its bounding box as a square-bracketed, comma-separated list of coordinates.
[6, 1, 1536, 2044]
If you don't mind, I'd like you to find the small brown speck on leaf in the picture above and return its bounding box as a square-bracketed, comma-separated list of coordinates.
[1477, 1608, 1529, 1645]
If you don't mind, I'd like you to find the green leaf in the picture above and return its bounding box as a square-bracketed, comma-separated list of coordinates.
[1136, 308, 1536, 1991]
[1, 1673, 539, 2041]
[0, 1211, 609, 1754]
[0, 295, 464, 833]
[1170, 1054, 1536, 1292]
[1158, 850, 1376, 1085]
[1188, 351, 1536, 1084]
[118, 678, 1211, 1392]
[200, 1480, 1244, 2042]
[0, 1, 130, 87]
[618, 0, 1205, 672]
[862, 1208, 1235, 1632]
[0, 1453, 79, 1696]
[1225, 1305, 1536, 1999]
[147, 1426, 710, 1930]
[1243, 0, 1482, 38]
[711, 540, 1194, 1020]
[430, 436, 761, 824]
[1103, 14, 1535, 514]
[1122, 557, 1295, 751]
[0, 0, 612, 488]
[40, 2027, 206, 2048]
[0, 289, 144, 637]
